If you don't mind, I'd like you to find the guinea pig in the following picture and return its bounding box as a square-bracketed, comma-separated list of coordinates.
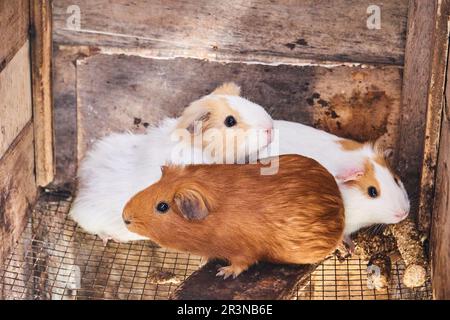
[69, 83, 274, 243]
[122, 154, 345, 279]
[268, 120, 410, 243]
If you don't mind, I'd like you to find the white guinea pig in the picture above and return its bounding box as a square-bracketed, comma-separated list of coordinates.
[69, 83, 274, 243]
[271, 120, 410, 241]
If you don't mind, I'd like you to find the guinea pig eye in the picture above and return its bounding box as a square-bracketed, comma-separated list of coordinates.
[156, 202, 170, 213]
[224, 115, 237, 127]
[367, 186, 378, 198]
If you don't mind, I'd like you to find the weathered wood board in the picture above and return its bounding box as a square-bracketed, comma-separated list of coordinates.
[52, 0, 408, 65]
[430, 33, 450, 301]
[0, 0, 30, 72]
[431, 107, 450, 300]
[415, 0, 450, 234]
[76, 54, 403, 162]
[0, 123, 37, 264]
[171, 260, 317, 300]
[52, 46, 89, 187]
[0, 42, 33, 160]
[31, 0, 55, 187]
[395, 0, 438, 228]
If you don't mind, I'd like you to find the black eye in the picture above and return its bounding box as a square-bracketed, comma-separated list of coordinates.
[367, 186, 378, 198]
[224, 115, 237, 127]
[156, 202, 170, 213]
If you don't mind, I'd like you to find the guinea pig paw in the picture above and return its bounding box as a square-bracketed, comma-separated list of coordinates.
[101, 237, 112, 246]
[100, 236, 121, 246]
[216, 266, 242, 280]
[342, 235, 356, 255]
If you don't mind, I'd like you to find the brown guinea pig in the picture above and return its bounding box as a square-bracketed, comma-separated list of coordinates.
[123, 154, 345, 279]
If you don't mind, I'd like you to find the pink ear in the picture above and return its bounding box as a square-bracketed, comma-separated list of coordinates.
[336, 168, 364, 183]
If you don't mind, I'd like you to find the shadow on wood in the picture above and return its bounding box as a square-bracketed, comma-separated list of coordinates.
[170, 260, 317, 300]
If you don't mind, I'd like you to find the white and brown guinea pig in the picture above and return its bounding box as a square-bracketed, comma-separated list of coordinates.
[69, 83, 274, 243]
[270, 121, 410, 241]
[122, 154, 345, 279]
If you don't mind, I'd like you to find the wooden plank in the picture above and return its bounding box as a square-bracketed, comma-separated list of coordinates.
[52, 46, 100, 187]
[0, 41, 33, 160]
[431, 105, 450, 300]
[171, 259, 317, 300]
[430, 34, 450, 301]
[76, 54, 403, 163]
[0, 0, 30, 73]
[53, 0, 408, 65]
[52, 46, 82, 187]
[395, 1, 437, 231]
[30, 0, 55, 186]
[0, 123, 37, 264]
[418, 0, 450, 234]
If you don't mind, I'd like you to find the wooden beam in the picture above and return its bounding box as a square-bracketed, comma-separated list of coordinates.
[430, 21, 450, 300]
[418, 0, 450, 234]
[52, 0, 408, 65]
[0, 0, 29, 73]
[431, 100, 450, 299]
[170, 260, 317, 300]
[30, 0, 55, 186]
[52, 46, 98, 187]
[396, 0, 450, 233]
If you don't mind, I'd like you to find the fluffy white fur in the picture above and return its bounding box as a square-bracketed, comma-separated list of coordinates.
[71, 84, 409, 242]
[70, 91, 274, 242]
[271, 120, 410, 236]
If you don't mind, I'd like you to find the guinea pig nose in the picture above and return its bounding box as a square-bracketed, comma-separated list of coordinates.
[124, 219, 131, 225]
[395, 211, 409, 220]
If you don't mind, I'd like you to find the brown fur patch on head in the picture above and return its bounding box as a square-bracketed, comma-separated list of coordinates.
[338, 139, 363, 151]
[345, 160, 381, 197]
[177, 97, 249, 133]
[176, 95, 254, 161]
[211, 82, 241, 96]
[368, 140, 398, 177]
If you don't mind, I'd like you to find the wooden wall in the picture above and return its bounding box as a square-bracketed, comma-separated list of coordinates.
[432, 92, 450, 299]
[0, 1, 37, 264]
[51, 0, 410, 186]
[430, 1, 450, 299]
[49, 0, 449, 299]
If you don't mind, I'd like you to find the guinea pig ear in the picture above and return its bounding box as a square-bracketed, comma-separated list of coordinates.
[383, 148, 394, 160]
[372, 137, 388, 155]
[211, 82, 241, 96]
[335, 168, 365, 183]
[174, 187, 210, 220]
[185, 112, 211, 134]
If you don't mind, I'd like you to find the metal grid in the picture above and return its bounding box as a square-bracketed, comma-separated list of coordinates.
[294, 255, 432, 300]
[0, 193, 432, 300]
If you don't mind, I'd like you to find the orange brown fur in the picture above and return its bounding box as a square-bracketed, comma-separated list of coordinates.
[345, 159, 381, 197]
[339, 138, 396, 197]
[211, 82, 241, 96]
[123, 155, 345, 275]
[338, 139, 364, 151]
[176, 94, 251, 161]
[370, 139, 392, 169]
[177, 97, 250, 133]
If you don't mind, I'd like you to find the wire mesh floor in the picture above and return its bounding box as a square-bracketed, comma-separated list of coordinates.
[0, 192, 432, 300]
